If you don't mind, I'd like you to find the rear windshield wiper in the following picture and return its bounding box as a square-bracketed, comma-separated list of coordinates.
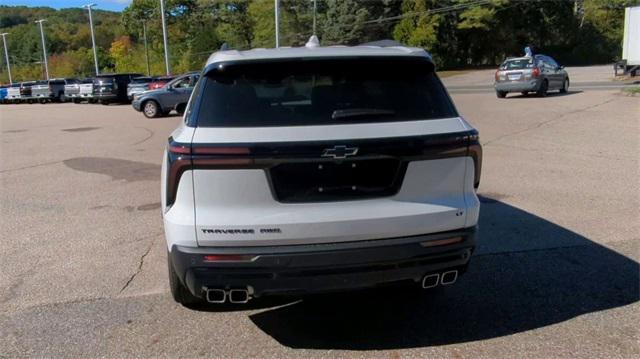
[331, 108, 396, 120]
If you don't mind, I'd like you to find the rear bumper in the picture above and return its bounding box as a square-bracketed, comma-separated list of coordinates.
[495, 79, 541, 92]
[132, 99, 142, 111]
[170, 226, 476, 298]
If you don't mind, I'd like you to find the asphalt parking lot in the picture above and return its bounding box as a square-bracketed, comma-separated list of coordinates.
[1, 69, 638, 357]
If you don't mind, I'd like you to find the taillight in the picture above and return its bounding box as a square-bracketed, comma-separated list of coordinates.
[467, 132, 482, 189]
[495, 70, 500, 81]
[165, 138, 253, 208]
[532, 67, 540, 78]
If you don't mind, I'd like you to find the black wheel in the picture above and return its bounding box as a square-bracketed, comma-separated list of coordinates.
[496, 90, 507, 98]
[168, 252, 202, 305]
[560, 78, 569, 93]
[175, 103, 186, 116]
[100, 100, 109, 105]
[143, 100, 161, 118]
[536, 80, 548, 97]
[521, 91, 528, 96]
[73, 98, 80, 104]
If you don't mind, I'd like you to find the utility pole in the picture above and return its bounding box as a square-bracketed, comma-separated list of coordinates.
[35, 19, 49, 80]
[84, 3, 100, 76]
[312, 0, 317, 36]
[159, 0, 171, 75]
[0, 33, 12, 84]
[142, 20, 150, 76]
[275, 0, 280, 48]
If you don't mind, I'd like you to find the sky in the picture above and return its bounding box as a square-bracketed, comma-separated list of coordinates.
[1, 0, 133, 12]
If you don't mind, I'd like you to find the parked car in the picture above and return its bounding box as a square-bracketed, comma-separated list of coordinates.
[63, 78, 82, 102]
[77, 78, 95, 103]
[162, 41, 482, 305]
[494, 54, 569, 98]
[7, 83, 21, 103]
[127, 76, 153, 100]
[132, 72, 199, 118]
[93, 73, 143, 104]
[31, 78, 70, 102]
[148, 76, 174, 90]
[0, 85, 7, 104]
[20, 81, 36, 103]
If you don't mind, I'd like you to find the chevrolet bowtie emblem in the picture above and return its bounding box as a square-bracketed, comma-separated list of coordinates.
[321, 145, 358, 159]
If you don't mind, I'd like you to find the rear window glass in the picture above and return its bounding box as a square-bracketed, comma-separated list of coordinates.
[95, 77, 114, 84]
[132, 77, 152, 84]
[501, 58, 535, 70]
[194, 58, 456, 127]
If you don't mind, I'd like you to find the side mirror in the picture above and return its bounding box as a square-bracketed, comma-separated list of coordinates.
[557, 65, 564, 70]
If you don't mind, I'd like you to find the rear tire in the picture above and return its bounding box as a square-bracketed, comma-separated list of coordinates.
[175, 103, 186, 116]
[168, 252, 202, 306]
[496, 91, 507, 98]
[521, 91, 528, 96]
[143, 100, 161, 118]
[536, 80, 548, 97]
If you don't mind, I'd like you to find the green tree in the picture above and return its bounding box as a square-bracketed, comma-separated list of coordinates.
[321, 0, 369, 45]
[393, 0, 441, 51]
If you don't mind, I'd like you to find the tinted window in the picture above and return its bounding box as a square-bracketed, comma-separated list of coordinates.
[501, 58, 535, 70]
[195, 58, 456, 127]
[132, 77, 152, 84]
[94, 77, 114, 84]
[545, 57, 558, 68]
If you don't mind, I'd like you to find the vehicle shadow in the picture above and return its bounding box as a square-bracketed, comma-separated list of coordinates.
[246, 195, 639, 350]
[509, 90, 583, 99]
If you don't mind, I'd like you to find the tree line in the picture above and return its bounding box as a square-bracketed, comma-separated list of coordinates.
[0, 0, 637, 83]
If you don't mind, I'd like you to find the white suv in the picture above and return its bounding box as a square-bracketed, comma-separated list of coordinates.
[162, 42, 482, 305]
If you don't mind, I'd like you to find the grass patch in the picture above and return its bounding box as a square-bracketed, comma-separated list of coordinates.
[622, 86, 640, 95]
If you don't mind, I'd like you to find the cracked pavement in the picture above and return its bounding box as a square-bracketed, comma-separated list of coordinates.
[1, 68, 638, 358]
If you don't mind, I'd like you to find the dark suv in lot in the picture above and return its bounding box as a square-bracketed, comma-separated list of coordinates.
[132, 72, 199, 118]
[93, 73, 143, 104]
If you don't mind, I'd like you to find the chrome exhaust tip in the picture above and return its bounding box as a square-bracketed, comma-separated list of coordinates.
[422, 273, 440, 289]
[441, 270, 458, 285]
[205, 288, 226, 303]
[228, 289, 250, 304]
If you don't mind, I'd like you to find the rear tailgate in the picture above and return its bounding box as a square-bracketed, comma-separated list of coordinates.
[190, 119, 475, 247]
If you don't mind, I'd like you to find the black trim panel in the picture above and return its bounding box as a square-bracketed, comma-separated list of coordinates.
[170, 226, 476, 297]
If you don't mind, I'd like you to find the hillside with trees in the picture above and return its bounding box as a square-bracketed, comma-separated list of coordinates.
[0, 0, 637, 83]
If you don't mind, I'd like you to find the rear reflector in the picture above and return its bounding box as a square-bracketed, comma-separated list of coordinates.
[420, 236, 463, 247]
[203, 254, 256, 262]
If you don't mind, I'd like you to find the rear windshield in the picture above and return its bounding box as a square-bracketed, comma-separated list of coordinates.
[501, 58, 535, 70]
[94, 77, 114, 84]
[194, 58, 456, 127]
[132, 77, 152, 84]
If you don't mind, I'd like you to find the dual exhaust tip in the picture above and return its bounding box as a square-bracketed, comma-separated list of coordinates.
[421, 270, 458, 289]
[205, 288, 251, 304]
[203, 272, 458, 303]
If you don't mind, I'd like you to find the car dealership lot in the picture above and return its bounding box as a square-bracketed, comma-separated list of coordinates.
[1, 83, 638, 357]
